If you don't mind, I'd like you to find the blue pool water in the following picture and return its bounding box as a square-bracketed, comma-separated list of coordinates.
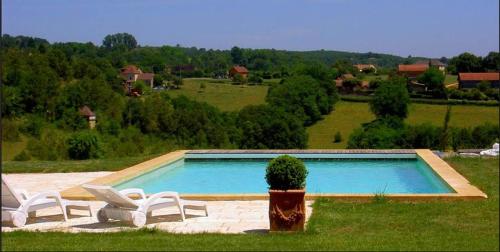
[115, 155, 453, 194]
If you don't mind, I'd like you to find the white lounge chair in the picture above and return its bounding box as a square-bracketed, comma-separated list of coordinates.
[82, 184, 207, 227]
[480, 143, 499, 157]
[1, 176, 92, 227]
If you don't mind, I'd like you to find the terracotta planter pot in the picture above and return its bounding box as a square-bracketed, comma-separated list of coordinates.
[268, 189, 306, 232]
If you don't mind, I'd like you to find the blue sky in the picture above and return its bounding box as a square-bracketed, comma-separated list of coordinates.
[3, 0, 499, 57]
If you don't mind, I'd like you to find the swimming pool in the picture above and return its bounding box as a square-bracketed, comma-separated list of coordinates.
[114, 152, 454, 194]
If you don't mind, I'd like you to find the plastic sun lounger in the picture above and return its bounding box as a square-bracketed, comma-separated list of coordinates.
[1, 176, 92, 227]
[82, 184, 207, 227]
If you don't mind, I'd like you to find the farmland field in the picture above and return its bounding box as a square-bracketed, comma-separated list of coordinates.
[167, 78, 269, 111]
[307, 101, 500, 149]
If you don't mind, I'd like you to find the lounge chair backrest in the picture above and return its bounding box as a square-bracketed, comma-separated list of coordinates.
[493, 143, 499, 151]
[1, 176, 23, 208]
[82, 184, 138, 209]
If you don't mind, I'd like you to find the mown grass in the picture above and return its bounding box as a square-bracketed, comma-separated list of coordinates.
[445, 74, 458, 85]
[2, 157, 498, 251]
[167, 78, 269, 111]
[307, 101, 500, 149]
[1, 155, 157, 173]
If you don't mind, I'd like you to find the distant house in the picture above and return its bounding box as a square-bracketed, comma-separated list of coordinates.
[397, 64, 429, 78]
[229, 66, 249, 78]
[415, 59, 446, 72]
[353, 64, 377, 73]
[458, 73, 500, 89]
[120, 65, 155, 90]
[79, 106, 96, 129]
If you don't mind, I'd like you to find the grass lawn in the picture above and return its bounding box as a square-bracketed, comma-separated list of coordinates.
[362, 74, 388, 81]
[167, 78, 269, 111]
[2, 136, 28, 161]
[2, 157, 498, 251]
[445, 74, 458, 85]
[307, 101, 500, 149]
[1, 155, 158, 173]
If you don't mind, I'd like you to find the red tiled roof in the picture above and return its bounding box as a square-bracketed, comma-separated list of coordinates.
[137, 73, 154, 80]
[398, 64, 429, 72]
[79, 106, 95, 117]
[458, 72, 500, 81]
[231, 66, 249, 74]
[121, 65, 142, 74]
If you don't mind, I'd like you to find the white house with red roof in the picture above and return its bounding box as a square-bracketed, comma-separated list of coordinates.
[120, 65, 155, 89]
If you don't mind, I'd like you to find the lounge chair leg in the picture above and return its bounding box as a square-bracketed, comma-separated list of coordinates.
[204, 207, 208, 217]
[12, 211, 27, 228]
[28, 211, 36, 218]
[178, 205, 185, 221]
[97, 209, 108, 223]
[131, 211, 146, 227]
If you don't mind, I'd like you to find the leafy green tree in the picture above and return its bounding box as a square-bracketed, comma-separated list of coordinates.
[102, 33, 137, 51]
[417, 67, 446, 98]
[238, 105, 307, 149]
[482, 51, 500, 71]
[267, 75, 329, 125]
[370, 77, 410, 119]
[447, 52, 483, 74]
[230, 46, 245, 65]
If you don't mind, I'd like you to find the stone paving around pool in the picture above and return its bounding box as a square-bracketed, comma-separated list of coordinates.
[1, 173, 313, 234]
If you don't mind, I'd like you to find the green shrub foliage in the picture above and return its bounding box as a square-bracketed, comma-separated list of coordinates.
[67, 131, 101, 160]
[370, 77, 410, 119]
[265, 155, 308, 190]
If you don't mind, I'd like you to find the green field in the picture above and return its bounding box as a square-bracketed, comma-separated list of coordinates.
[445, 74, 458, 85]
[167, 78, 269, 111]
[307, 101, 500, 149]
[3, 157, 498, 251]
[362, 74, 388, 81]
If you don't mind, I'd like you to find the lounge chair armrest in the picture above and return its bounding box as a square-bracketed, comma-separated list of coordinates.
[15, 189, 30, 200]
[141, 191, 180, 211]
[20, 190, 63, 212]
[119, 188, 146, 200]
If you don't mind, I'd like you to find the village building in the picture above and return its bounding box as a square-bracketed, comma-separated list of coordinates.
[458, 72, 500, 89]
[353, 64, 377, 73]
[415, 59, 447, 72]
[397, 64, 429, 78]
[79, 106, 96, 129]
[120, 65, 155, 91]
[229, 66, 249, 78]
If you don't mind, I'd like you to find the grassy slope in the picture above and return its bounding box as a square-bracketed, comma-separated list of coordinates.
[307, 101, 500, 149]
[2, 157, 498, 251]
[2, 155, 157, 173]
[167, 78, 269, 111]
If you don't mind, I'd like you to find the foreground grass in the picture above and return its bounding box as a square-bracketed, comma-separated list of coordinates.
[2, 157, 498, 251]
[307, 101, 500, 148]
[1, 155, 157, 173]
[167, 78, 269, 111]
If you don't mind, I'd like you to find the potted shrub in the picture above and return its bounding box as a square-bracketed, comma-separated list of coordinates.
[266, 155, 308, 232]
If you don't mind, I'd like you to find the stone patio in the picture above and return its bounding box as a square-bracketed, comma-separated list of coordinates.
[2, 173, 313, 233]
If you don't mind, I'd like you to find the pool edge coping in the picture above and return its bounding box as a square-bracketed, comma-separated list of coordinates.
[60, 149, 488, 200]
